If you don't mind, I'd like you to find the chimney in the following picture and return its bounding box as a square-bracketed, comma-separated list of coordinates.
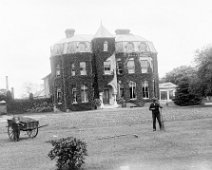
[11, 87, 14, 99]
[5, 76, 9, 91]
[115, 29, 130, 35]
[65, 29, 75, 38]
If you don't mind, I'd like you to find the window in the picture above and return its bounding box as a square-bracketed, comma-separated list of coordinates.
[142, 81, 149, 99]
[118, 81, 125, 98]
[71, 63, 75, 76]
[81, 85, 88, 103]
[129, 81, 136, 99]
[77, 43, 86, 52]
[117, 59, 123, 74]
[140, 60, 149, 73]
[126, 42, 134, 53]
[103, 41, 108, 52]
[56, 64, 61, 77]
[72, 84, 77, 104]
[138, 43, 147, 52]
[57, 89, 62, 104]
[127, 58, 135, 74]
[104, 60, 111, 74]
[80, 62, 87, 75]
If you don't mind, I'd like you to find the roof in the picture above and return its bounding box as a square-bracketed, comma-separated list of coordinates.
[55, 34, 93, 44]
[159, 82, 177, 89]
[42, 73, 51, 80]
[93, 24, 114, 38]
[115, 34, 147, 42]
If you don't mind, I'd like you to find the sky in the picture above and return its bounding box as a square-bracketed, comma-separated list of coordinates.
[0, 0, 212, 98]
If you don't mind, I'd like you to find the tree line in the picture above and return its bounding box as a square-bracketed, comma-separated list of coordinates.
[161, 46, 212, 106]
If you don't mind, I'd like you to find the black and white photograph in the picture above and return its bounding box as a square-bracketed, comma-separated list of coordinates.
[0, 0, 212, 169]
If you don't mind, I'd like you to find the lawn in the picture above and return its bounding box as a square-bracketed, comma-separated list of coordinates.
[0, 105, 212, 170]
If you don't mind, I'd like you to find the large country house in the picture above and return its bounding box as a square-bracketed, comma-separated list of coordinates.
[48, 24, 159, 111]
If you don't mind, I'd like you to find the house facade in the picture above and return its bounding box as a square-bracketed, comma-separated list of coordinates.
[50, 25, 159, 111]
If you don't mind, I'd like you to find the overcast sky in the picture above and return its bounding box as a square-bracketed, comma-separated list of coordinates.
[0, 0, 212, 97]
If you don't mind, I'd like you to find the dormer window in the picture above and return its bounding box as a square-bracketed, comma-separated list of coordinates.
[77, 42, 86, 52]
[103, 41, 108, 52]
[126, 42, 134, 53]
[56, 64, 61, 77]
[138, 43, 147, 52]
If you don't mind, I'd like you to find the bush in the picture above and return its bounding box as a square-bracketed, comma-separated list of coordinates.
[117, 97, 126, 107]
[92, 98, 101, 109]
[48, 137, 88, 170]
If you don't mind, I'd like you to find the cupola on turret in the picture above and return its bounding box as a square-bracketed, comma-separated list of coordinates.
[49, 24, 159, 111]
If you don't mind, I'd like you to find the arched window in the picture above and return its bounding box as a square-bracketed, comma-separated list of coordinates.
[142, 81, 149, 99]
[129, 81, 136, 99]
[126, 42, 134, 53]
[81, 85, 88, 103]
[103, 41, 108, 52]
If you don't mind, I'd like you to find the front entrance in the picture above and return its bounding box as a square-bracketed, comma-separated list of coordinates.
[103, 89, 110, 104]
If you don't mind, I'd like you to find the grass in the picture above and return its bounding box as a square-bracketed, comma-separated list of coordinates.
[0, 105, 212, 170]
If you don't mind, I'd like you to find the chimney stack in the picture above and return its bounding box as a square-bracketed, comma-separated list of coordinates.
[115, 29, 130, 35]
[5, 76, 9, 91]
[65, 29, 75, 38]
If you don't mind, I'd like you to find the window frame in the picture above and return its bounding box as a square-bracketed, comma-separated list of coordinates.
[56, 64, 61, 77]
[103, 41, 108, 52]
[129, 81, 136, 100]
[71, 63, 75, 76]
[81, 84, 89, 103]
[142, 81, 149, 99]
[104, 60, 112, 75]
[72, 84, 77, 104]
[127, 58, 135, 74]
[57, 88, 62, 104]
[80, 62, 87, 75]
[140, 60, 149, 73]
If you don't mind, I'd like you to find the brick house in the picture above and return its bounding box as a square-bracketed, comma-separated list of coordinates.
[49, 24, 159, 111]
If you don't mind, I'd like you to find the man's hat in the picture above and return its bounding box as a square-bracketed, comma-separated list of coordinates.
[152, 97, 157, 101]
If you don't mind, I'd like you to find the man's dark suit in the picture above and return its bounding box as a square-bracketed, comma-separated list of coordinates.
[149, 102, 163, 131]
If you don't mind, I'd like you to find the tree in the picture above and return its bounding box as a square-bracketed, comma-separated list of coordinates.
[173, 77, 202, 106]
[162, 65, 196, 85]
[195, 46, 212, 96]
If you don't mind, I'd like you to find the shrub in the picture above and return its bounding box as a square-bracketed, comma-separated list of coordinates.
[92, 98, 101, 109]
[48, 137, 88, 170]
[117, 97, 126, 107]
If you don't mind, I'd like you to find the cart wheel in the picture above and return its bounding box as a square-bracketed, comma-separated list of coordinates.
[27, 128, 38, 138]
[8, 125, 20, 141]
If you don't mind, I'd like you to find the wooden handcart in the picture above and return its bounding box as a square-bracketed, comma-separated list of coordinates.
[7, 116, 39, 141]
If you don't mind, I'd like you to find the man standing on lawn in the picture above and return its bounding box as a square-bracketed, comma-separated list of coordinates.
[149, 97, 163, 131]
